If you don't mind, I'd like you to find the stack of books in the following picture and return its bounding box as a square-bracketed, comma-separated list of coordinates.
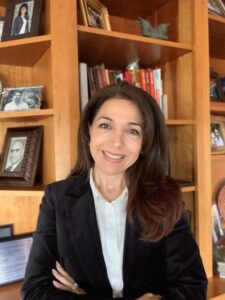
[79, 62, 168, 118]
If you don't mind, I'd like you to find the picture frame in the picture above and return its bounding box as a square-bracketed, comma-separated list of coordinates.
[211, 115, 225, 154]
[0, 86, 44, 112]
[210, 69, 225, 102]
[0, 126, 43, 187]
[80, 0, 111, 30]
[1, 0, 43, 41]
[0, 17, 5, 41]
[0, 233, 33, 286]
[0, 224, 13, 239]
[216, 180, 225, 223]
[212, 203, 224, 244]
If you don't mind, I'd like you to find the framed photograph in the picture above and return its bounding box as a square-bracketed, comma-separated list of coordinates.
[81, 0, 111, 30]
[0, 224, 13, 239]
[0, 86, 43, 112]
[211, 116, 225, 154]
[210, 69, 225, 102]
[2, 0, 43, 41]
[0, 126, 43, 187]
[216, 181, 225, 223]
[0, 17, 4, 41]
[212, 203, 224, 244]
[0, 233, 33, 286]
[208, 0, 224, 16]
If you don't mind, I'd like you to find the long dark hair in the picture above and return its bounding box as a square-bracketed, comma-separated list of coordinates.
[73, 82, 183, 241]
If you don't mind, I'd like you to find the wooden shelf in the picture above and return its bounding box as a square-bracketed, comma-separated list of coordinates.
[165, 119, 195, 125]
[208, 276, 225, 299]
[0, 189, 44, 197]
[0, 35, 51, 66]
[78, 26, 192, 69]
[0, 109, 54, 121]
[211, 102, 225, 114]
[101, 0, 169, 19]
[211, 154, 225, 160]
[209, 14, 225, 59]
[181, 186, 195, 192]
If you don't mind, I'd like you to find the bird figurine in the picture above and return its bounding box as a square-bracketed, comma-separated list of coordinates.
[136, 17, 169, 40]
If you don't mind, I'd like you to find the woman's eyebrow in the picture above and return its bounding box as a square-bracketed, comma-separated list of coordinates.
[96, 116, 113, 121]
[129, 122, 143, 128]
[97, 117, 143, 128]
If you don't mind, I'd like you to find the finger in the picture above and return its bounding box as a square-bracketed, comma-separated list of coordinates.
[56, 262, 74, 283]
[53, 280, 86, 295]
[53, 280, 71, 291]
[52, 269, 73, 287]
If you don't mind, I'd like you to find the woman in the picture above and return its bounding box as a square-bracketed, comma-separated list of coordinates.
[21, 83, 207, 299]
[12, 3, 29, 36]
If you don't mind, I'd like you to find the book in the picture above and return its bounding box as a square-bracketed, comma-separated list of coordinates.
[153, 68, 162, 108]
[79, 62, 89, 111]
[162, 94, 168, 119]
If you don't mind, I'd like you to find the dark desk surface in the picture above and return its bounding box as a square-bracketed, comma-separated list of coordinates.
[0, 282, 21, 300]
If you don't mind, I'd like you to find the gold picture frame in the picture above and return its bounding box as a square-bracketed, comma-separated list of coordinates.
[79, 0, 111, 30]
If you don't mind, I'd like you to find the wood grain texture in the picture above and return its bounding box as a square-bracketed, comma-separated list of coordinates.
[192, 0, 212, 276]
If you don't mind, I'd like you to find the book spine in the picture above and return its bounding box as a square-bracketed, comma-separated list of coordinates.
[148, 69, 155, 98]
[140, 69, 147, 92]
[79, 62, 89, 110]
[153, 68, 162, 108]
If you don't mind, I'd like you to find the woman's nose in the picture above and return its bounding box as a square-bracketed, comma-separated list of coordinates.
[110, 130, 124, 147]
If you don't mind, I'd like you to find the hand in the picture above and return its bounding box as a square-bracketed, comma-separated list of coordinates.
[52, 261, 86, 295]
[136, 293, 162, 300]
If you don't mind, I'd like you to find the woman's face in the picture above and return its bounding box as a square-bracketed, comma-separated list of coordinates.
[89, 98, 143, 178]
[20, 6, 27, 15]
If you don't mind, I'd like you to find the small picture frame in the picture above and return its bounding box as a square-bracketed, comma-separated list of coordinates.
[0, 86, 43, 112]
[0, 224, 13, 239]
[210, 69, 225, 102]
[80, 0, 111, 30]
[0, 126, 43, 187]
[211, 116, 225, 154]
[2, 0, 43, 41]
[0, 17, 5, 41]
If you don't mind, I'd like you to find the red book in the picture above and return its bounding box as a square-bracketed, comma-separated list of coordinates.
[140, 69, 147, 92]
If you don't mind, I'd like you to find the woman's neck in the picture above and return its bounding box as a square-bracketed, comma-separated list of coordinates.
[92, 168, 126, 202]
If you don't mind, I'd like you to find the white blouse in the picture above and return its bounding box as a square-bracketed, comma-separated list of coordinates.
[90, 170, 128, 298]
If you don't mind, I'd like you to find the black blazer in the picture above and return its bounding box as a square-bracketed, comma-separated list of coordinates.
[21, 176, 207, 300]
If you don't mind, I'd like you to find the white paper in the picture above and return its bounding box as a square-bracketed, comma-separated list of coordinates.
[0, 236, 33, 285]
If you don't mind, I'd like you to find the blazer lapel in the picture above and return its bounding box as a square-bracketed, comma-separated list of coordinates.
[64, 179, 111, 291]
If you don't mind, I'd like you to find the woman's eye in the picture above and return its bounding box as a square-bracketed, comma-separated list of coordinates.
[129, 129, 141, 136]
[99, 123, 111, 129]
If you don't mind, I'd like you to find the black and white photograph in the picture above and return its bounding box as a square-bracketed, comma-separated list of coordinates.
[4, 137, 27, 172]
[0, 126, 43, 187]
[2, 0, 43, 41]
[0, 86, 43, 112]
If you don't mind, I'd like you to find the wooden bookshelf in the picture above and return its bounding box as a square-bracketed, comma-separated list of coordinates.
[209, 5, 225, 299]
[0, 0, 223, 297]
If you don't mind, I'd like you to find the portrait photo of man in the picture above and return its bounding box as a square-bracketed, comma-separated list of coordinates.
[4, 137, 27, 172]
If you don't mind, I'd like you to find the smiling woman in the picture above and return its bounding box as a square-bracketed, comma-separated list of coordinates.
[21, 82, 207, 300]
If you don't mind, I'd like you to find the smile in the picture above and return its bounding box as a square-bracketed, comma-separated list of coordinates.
[103, 151, 125, 161]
